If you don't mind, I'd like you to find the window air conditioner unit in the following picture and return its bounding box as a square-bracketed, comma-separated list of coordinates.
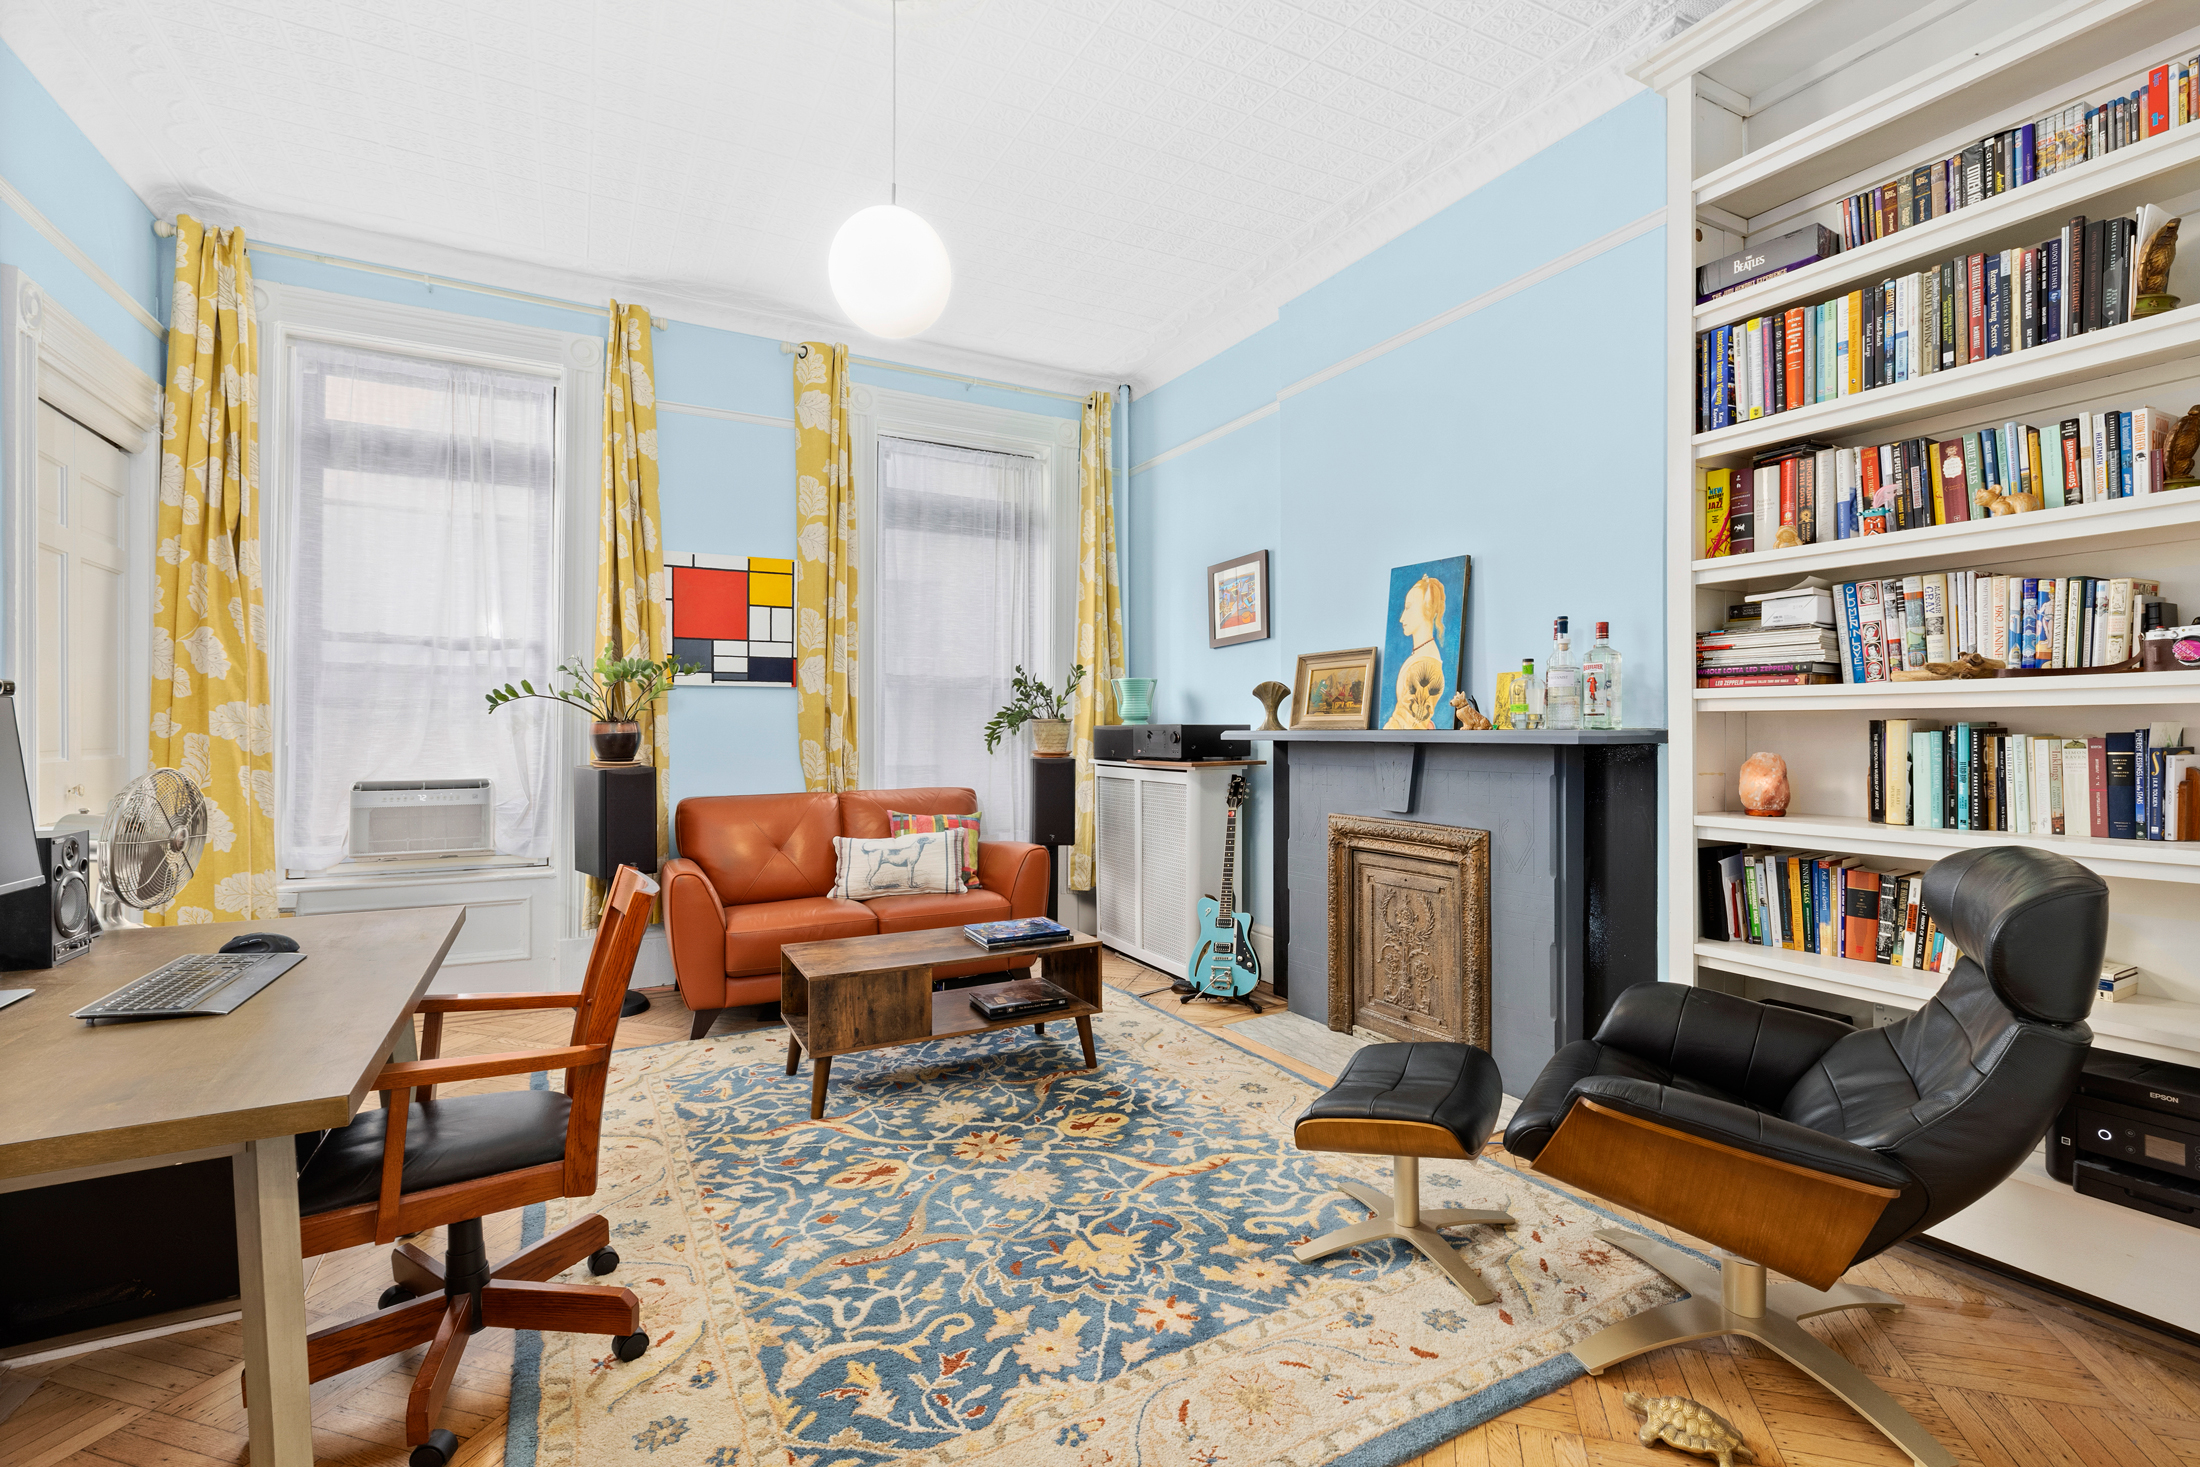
[348, 779, 496, 861]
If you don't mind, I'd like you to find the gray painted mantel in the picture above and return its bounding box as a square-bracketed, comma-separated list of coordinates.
[1233, 728, 1665, 1095]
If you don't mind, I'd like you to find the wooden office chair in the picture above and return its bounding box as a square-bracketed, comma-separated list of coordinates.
[292, 866, 659, 1467]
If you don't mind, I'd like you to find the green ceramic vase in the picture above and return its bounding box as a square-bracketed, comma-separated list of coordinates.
[1112, 678, 1155, 725]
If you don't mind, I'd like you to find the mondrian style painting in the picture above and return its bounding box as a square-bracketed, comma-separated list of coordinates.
[668, 554, 796, 686]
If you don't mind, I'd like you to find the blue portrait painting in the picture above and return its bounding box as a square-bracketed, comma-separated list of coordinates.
[1378, 555, 1470, 730]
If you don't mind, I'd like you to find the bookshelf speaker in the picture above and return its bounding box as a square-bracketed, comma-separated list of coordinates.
[574, 764, 658, 878]
[1028, 757, 1075, 847]
[0, 831, 95, 970]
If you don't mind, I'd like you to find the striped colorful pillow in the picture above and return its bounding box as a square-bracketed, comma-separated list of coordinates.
[888, 810, 982, 889]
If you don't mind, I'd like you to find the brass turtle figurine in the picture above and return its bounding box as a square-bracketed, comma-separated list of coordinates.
[1624, 1392, 1754, 1467]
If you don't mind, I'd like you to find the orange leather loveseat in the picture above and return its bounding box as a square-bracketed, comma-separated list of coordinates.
[663, 786, 1051, 1038]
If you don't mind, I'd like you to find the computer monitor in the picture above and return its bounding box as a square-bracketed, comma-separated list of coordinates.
[0, 696, 49, 897]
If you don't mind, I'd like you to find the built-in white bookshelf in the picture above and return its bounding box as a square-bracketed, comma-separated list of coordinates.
[1636, 0, 2200, 1326]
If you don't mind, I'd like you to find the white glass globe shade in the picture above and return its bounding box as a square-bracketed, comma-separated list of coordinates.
[828, 204, 952, 339]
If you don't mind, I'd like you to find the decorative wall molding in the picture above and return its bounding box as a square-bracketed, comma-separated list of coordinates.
[0, 171, 162, 336]
[657, 399, 796, 430]
[1131, 207, 1664, 477]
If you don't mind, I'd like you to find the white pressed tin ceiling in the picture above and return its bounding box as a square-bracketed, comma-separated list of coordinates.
[1, 0, 1719, 392]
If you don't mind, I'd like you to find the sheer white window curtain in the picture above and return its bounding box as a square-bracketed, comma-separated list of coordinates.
[279, 340, 559, 873]
[874, 436, 1046, 837]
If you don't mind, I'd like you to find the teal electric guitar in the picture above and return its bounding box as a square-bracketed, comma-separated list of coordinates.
[1183, 772, 1262, 1013]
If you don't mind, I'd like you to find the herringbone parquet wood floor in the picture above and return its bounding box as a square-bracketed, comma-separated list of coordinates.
[5, 953, 2194, 1467]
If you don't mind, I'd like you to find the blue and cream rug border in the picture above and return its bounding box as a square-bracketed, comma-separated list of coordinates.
[502, 987, 1690, 1467]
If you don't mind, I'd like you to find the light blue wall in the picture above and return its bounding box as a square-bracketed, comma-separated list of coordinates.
[0, 39, 163, 375]
[242, 250, 1082, 836]
[1127, 90, 1669, 937]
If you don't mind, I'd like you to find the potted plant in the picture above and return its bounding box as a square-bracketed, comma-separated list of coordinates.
[485, 647, 698, 764]
[984, 664, 1085, 758]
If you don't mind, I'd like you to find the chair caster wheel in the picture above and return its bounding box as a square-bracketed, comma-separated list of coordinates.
[379, 1284, 415, 1310]
[588, 1247, 619, 1276]
[409, 1429, 458, 1467]
[612, 1329, 650, 1362]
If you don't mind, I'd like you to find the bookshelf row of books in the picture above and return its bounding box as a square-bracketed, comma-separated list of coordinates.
[1695, 572, 2177, 689]
[1866, 719, 2195, 841]
[1695, 212, 2160, 431]
[1701, 402, 2190, 557]
[1828, 55, 2200, 254]
[1700, 843, 1959, 973]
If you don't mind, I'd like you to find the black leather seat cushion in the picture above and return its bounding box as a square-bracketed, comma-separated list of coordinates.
[298, 1090, 572, 1217]
[1298, 1042, 1503, 1153]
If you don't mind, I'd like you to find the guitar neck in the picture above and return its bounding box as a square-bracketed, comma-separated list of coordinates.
[1218, 807, 1236, 924]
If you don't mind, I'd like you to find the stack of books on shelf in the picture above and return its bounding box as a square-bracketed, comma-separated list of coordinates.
[1825, 570, 2173, 681]
[1866, 719, 2195, 840]
[1701, 842, 1960, 974]
[1698, 585, 1840, 688]
[1828, 58, 2200, 254]
[2101, 961, 2141, 1002]
[1703, 401, 2189, 556]
[1696, 208, 2162, 432]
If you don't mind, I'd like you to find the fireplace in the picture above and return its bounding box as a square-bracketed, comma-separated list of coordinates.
[1326, 815, 1490, 1049]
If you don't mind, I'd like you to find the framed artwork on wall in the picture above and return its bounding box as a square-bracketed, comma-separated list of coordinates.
[1206, 550, 1271, 648]
[1290, 646, 1378, 729]
[1378, 555, 1470, 730]
[667, 553, 797, 686]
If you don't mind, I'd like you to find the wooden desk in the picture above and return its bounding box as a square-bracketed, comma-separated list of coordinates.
[0, 907, 466, 1465]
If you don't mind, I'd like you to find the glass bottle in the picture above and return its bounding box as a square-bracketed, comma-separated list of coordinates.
[1516, 657, 1543, 729]
[1582, 621, 1622, 729]
[1544, 617, 1580, 729]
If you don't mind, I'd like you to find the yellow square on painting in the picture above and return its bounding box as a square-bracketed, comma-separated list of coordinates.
[748, 557, 794, 575]
[750, 572, 794, 608]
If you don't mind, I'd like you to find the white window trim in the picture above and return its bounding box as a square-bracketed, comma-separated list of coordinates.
[0, 266, 162, 796]
[847, 386, 1081, 792]
[255, 281, 602, 923]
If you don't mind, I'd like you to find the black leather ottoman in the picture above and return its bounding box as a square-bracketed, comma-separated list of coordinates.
[1292, 1041, 1516, 1303]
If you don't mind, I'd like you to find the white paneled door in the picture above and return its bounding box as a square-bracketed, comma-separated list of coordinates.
[35, 401, 131, 825]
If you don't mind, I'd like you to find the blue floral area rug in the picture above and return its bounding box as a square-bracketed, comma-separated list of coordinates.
[507, 993, 1680, 1467]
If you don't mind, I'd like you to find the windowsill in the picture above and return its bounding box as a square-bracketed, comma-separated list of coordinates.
[282, 853, 553, 886]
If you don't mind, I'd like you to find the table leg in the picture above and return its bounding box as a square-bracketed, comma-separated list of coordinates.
[1075, 1015, 1097, 1069]
[786, 1034, 801, 1075]
[809, 1055, 833, 1119]
[233, 1137, 312, 1466]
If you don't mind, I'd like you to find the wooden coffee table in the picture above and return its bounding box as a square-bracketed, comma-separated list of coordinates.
[778, 928, 1103, 1119]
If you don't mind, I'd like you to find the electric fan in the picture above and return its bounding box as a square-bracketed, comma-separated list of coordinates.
[98, 768, 209, 920]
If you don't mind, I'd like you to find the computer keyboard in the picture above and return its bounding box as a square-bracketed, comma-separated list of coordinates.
[73, 951, 307, 1022]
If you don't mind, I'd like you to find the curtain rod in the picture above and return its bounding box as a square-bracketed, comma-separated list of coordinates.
[777, 341, 1086, 403]
[152, 219, 666, 328]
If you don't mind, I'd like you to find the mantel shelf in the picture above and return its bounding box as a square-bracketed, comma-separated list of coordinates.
[1690, 489, 2200, 588]
[1227, 728, 1666, 745]
[1694, 810, 2200, 884]
[1693, 940, 2200, 1065]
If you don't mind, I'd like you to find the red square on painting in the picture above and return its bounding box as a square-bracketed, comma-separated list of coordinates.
[671, 566, 746, 638]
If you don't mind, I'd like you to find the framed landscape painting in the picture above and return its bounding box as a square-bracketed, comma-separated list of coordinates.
[1378, 554, 1470, 730]
[1207, 550, 1270, 648]
[1291, 646, 1378, 730]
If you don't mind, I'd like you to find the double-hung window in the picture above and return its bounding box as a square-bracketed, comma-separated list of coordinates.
[872, 435, 1047, 834]
[277, 340, 559, 874]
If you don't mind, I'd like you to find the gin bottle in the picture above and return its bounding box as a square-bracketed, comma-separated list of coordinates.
[1582, 622, 1622, 729]
[1544, 617, 1580, 729]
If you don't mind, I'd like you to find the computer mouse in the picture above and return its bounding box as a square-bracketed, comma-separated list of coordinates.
[219, 931, 300, 955]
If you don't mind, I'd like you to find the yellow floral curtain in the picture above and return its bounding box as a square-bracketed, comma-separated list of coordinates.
[793, 342, 858, 791]
[596, 302, 668, 905]
[1070, 391, 1125, 892]
[148, 216, 275, 924]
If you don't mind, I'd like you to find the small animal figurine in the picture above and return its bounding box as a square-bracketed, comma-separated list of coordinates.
[2166, 404, 2200, 488]
[1252, 680, 1291, 731]
[1625, 1393, 1754, 1467]
[1450, 691, 1491, 730]
[1773, 525, 1802, 548]
[1923, 652, 2005, 679]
